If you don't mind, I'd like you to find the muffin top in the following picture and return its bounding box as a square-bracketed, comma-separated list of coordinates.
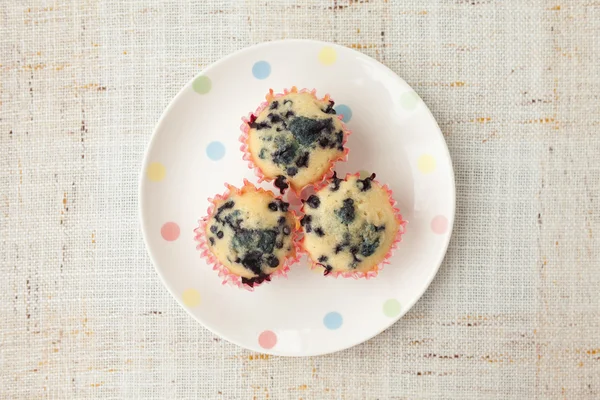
[205, 186, 296, 285]
[247, 91, 347, 193]
[301, 173, 400, 274]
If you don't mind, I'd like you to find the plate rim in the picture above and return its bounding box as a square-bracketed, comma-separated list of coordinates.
[138, 39, 456, 356]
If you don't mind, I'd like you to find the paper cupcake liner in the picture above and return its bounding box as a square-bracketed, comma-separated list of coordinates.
[194, 179, 302, 291]
[239, 86, 351, 195]
[300, 172, 407, 280]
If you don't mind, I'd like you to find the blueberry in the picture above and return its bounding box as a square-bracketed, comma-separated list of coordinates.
[324, 265, 333, 275]
[257, 230, 277, 253]
[349, 244, 363, 262]
[305, 224, 312, 233]
[279, 201, 289, 212]
[274, 175, 289, 194]
[306, 195, 320, 209]
[336, 198, 355, 225]
[287, 167, 298, 176]
[295, 152, 310, 168]
[256, 121, 271, 130]
[209, 237, 215, 246]
[300, 215, 312, 226]
[283, 99, 293, 106]
[360, 238, 380, 257]
[271, 141, 298, 165]
[336, 131, 344, 144]
[318, 255, 328, 262]
[285, 110, 295, 118]
[259, 148, 267, 159]
[318, 137, 330, 148]
[232, 229, 253, 249]
[314, 227, 325, 237]
[334, 244, 343, 254]
[323, 100, 335, 114]
[268, 202, 278, 211]
[288, 117, 333, 146]
[358, 173, 376, 192]
[232, 228, 276, 254]
[329, 171, 342, 191]
[214, 200, 235, 223]
[223, 211, 242, 230]
[268, 113, 283, 123]
[275, 240, 284, 249]
[278, 216, 286, 225]
[375, 224, 386, 232]
[267, 255, 280, 268]
[270, 101, 279, 110]
[242, 274, 271, 287]
[217, 231, 224, 239]
[210, 225, 218, 233]
[282, 226, 291, 235]
[217, 200, 234, 214]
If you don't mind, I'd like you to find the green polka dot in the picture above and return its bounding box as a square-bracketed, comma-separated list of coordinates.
[192, 75, 211, 94]
[400, 91, 420, 110]
[383, 299, 401, 317]
[318, 46, 337, 65]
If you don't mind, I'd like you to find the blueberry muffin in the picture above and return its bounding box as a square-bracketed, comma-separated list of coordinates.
[242, 88, 349, 194]
[202, 183, 298, 288]
[301, 173, 403, 276]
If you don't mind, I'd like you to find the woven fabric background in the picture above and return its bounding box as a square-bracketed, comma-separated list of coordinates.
[1, 0, 599, 398]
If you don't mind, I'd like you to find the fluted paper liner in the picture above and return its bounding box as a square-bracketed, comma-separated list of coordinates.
[194, 180, 302, 291]
[300, 172, 407, 279]
[239, 86, 351, 195]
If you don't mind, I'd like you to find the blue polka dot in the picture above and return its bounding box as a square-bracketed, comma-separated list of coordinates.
[334, 104, 352, 122]
[252, 61, 271, 80]
[323, 312, 343, 330]
[206, 141, 225, 161]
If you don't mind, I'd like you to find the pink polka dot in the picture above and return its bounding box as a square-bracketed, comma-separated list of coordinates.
[258, 330, 277, 349]
[161, 222, 180, 241]
[431, 215, 448, 234]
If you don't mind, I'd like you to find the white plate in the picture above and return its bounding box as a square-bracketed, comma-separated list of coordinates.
[139, 40, 455, 356]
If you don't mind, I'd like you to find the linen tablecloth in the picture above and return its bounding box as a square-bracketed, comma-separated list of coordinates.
[1, 1, 599, 398]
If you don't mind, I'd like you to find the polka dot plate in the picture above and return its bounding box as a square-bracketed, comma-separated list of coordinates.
[139, 40, 455, 356]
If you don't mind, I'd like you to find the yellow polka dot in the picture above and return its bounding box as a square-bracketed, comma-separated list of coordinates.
[417, 155, 436, 174]
[147, 162, 166, 182]
[182, 289, 201, 307]
[318, 47, 337, 66]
